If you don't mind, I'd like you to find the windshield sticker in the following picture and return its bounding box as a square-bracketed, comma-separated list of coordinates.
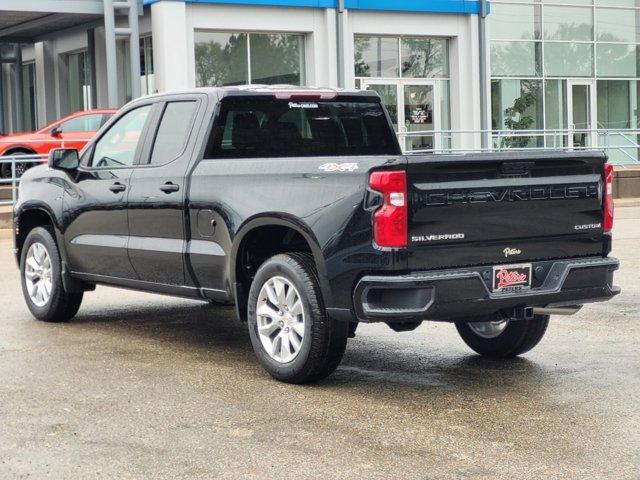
[288, 101, 318, 109]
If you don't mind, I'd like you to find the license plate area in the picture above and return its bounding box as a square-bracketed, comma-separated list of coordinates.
[492, 263, 532, 294]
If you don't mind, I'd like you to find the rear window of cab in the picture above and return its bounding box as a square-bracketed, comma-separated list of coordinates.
[208, 97, 399, 158]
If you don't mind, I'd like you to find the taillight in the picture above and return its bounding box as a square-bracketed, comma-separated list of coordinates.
[369, 170, 408, 248]
[603, 163, 614, 233]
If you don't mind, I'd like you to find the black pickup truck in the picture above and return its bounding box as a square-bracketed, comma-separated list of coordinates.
[14, 86, 619, 383]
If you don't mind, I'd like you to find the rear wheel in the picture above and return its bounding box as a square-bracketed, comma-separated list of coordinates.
[20, 227, 83, 322]
[247, 252, 348, 384]
[455, 315, 549, 358]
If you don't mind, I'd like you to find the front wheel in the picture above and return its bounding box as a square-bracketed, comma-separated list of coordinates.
[20, 227, 83, 322]
[455, 315, 549, 358]
[247, 253, 348, 384]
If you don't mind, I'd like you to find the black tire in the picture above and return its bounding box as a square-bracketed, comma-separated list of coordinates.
[2, 150, 35, 178]
[247, 252, 348, 384]
[20, 227, 83, 322]
[348, 321, 358, 338]
[455, 315, 549, 358]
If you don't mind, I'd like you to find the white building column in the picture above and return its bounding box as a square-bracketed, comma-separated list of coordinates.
[151, 1, 190, 92]
[34, 40, 56, 126]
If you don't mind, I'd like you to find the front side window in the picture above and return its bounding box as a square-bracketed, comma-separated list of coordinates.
[194, 31, 305, 87]
[209, 98, 398, 158]
[58, 114, 104, 133]
[149, 101, 198, 165]
[90, 105, 152, 168]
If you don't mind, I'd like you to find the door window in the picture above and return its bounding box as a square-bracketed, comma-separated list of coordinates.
[90, 105, 152, 168]
[404, 84, 435, 151]
[362, 80, 442, 152]
[149, 101, 198, 165]
[568, 82, 594, 148]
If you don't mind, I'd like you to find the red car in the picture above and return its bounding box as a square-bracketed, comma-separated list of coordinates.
[0, 109, 117, 178]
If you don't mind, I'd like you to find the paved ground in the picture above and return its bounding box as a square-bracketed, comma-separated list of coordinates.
[0, 209, 639, 480]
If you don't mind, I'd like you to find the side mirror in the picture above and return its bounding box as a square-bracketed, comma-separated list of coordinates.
[51, 126, 62, 137]
[48, 148, 79, 171]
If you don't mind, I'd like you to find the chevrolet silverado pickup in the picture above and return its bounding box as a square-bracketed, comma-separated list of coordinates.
[13, 86, 620, 383]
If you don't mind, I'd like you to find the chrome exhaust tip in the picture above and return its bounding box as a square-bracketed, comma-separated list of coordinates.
[532, 306, 582, 316]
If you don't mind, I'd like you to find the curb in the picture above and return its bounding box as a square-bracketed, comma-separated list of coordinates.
[615, 198, 640, 208]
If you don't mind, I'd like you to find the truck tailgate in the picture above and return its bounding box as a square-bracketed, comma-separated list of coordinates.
[406, 151, 607, 270]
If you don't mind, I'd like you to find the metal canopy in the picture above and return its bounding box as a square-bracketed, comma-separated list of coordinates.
[0, 0, 142, 124]
[0, 1, 104, 42]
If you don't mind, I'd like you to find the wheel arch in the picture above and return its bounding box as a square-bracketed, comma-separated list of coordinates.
[15, 206, 62, 261]
[230, 214, 333, 320]
[4, 146, 37, 155]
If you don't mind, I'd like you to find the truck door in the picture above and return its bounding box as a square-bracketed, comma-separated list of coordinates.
[126, 98, 201, 286]
[63, 104, 153, 279]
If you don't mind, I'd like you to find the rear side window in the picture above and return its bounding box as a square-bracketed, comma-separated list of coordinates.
[150, 101, 198, 165]
[209, 98, 398, 158]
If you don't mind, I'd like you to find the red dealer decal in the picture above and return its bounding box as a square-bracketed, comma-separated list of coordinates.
[495, 269, 527, 289]
[492, 264, 532, 292]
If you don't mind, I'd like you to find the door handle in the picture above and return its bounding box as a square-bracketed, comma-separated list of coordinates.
[159, 182, 180, 193]
[109, 182, 126, 193]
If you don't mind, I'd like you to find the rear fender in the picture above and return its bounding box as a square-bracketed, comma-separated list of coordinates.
[231, 214, 332, 307]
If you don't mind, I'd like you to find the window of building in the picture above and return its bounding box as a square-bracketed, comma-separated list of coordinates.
[354, 36, 400, 77]
[121, 36, 155, 102]
[65, 50, 91, 113]
[354, 35, 451, 152]
[543, 6, 593, 41]
[140, 36, 155, 95]
[491, 79, 544, 147]
[194, 31, 306, 87]
[489, 3, 541, 40]
[490, 0, 640, 162]
[150, 101, 198, 165]
[21, 62, 36, 132]
[491, 41, 540, 77]
[544, 43, 593, 77]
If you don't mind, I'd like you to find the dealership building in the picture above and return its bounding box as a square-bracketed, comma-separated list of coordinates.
[1, 0, 639, 172]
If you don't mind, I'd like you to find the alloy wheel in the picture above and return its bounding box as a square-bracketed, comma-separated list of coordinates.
[256, 276, 305, 363]
[24, 242, 53, 307]
[467, 319, 510, 339]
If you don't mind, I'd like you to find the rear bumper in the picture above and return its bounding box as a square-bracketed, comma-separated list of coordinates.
[353, 256, 620, 323]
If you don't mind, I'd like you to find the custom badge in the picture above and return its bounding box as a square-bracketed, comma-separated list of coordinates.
[318, 162, 359, 172]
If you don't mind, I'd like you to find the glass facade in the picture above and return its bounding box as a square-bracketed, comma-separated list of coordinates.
[21, 62, 36, 132]
[490, 0, 640, 162]
[65, 50, 91, 114]
[194, 31, 306, 87]
[354, 35, 451, 152]
[140, 36, 155, 96]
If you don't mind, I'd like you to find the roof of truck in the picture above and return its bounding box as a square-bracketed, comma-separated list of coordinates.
[136, 85, 380, 102]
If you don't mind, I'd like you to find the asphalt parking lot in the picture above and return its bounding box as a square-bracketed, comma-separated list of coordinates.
[0, 208, 639, 479]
